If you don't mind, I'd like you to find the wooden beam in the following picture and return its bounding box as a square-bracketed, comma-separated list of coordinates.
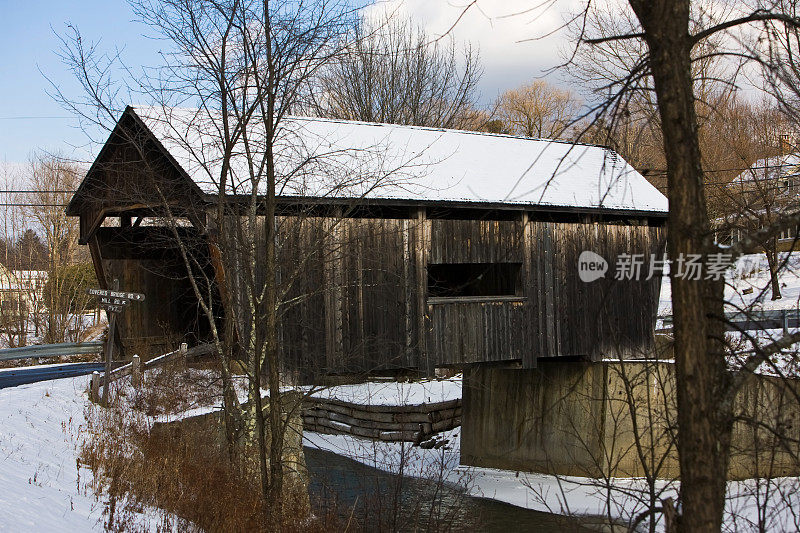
[521, 211, 537, 369]
[88, 234, 108, 290]
[403, 218, 414, 367]
[414, 207, 430, 375]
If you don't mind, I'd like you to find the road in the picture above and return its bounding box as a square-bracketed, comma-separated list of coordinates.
[0, 363, 104, 388]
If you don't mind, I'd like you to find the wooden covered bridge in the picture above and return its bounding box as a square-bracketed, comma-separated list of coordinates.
[67, 106, 667, 372]
[68, 106, 669, 475]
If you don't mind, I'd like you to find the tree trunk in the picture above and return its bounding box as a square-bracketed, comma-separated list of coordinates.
[629, 1, 731, 530]
[265, 139, 284, 528]
[765, 239, 782, 300]
[264, 4, 284, 524]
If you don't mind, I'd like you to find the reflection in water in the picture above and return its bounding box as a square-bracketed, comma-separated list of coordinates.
[304, 446, 602, 532]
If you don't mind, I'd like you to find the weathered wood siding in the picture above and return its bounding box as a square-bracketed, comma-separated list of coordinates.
[276, 216, 424, 377]
[82, 191, 664, 371]
[429, 219, 523, 264]
[92, 227, 220, 360]
[273, 214, 664, 375]
[526, 221, 665, 361]
[427, 298, 528, 364]
[425, 218, 664, 365]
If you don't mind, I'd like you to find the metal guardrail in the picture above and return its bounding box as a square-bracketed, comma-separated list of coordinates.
[0, 341, 104, 362]
[0, 362, 105, 389]
[658, 309, 800, 332]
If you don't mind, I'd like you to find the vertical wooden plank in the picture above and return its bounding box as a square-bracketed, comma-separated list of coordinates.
[323, 213, 344, 371]
[355, 220, 366, 369]
[521, 211, 536, 368]
[542, 222, 556, 357]
[414, 207, 431, 374]
[403, 218, 414, 367]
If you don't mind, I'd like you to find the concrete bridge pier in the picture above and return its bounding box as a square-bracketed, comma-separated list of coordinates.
[460, 361, 800, 480]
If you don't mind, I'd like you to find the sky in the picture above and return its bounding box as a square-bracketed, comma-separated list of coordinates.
[0, 0, 579, 166]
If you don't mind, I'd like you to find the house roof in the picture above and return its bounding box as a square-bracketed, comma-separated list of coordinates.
[77, 106, 669, 214]
[731, 153, 800, 184]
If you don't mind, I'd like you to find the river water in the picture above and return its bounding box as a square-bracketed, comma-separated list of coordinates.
[305, 446, 608, 532]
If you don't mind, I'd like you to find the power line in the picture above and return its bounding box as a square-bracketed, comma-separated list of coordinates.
[0, 190, 76, 194]
[0, 204, 69, 207]
[0, 116, 72, 120]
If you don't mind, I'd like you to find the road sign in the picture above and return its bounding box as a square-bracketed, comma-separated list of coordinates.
[88, 280, 146, 405]
[98, 296, 131, 307]
[88, 287, 143, 313]
[87, 288, 145, 301]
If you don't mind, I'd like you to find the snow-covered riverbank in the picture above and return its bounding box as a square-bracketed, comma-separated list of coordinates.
[0, 375, 172, 531]
[0, 376, 105, 531]
[3, 373, 799, 531]
[303, 376, 800, 532]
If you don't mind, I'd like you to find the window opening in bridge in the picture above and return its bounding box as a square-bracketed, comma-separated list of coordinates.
[427, 262, 522, 298]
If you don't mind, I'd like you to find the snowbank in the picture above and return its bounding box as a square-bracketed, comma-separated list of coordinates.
[0, 377, 104, 531]
[305, 377, 461, 406]
[0, 377, 172, 531]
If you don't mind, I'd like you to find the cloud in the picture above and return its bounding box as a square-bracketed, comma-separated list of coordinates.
[364, 0, 584, 101]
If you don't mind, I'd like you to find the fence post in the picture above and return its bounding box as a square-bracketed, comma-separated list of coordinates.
[90, 371, 101, 403]
[784, 309, 790, 335]
[131, 354, 141, 387]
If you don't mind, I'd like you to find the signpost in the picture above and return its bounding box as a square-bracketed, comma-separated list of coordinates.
[87, 280, 145, 404]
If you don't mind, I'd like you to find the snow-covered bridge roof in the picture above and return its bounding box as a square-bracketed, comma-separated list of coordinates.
[97, 106, 669, 213]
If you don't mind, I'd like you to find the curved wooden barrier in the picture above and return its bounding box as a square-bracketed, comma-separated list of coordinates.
[303, 397, 461, 444]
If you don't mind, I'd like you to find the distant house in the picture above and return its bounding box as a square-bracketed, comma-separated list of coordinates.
[11, 269, 47, 303]
[722, 153, 800, 250]
[0, 264, 26, 320]
[0, 265, 46, 324]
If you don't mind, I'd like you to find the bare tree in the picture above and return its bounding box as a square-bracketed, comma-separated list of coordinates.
[25, 155, 92, 343]
[567, 1, 800, 530]
[312, 14, 482, 129]
[55, 0, 426, 524]
[493, 80, 582, 139]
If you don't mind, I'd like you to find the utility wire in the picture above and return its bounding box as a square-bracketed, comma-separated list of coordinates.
[0, 204, 69, 207]
[0, 190, 76, 194]
[0, 116, 72, 120]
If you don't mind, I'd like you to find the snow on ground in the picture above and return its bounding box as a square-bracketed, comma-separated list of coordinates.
[305, 426, 800, 532]
[0, 376, 105, 531]
[658, 252, 800, 316]
[304, 377, 461, 405]
[152, 376, 463, 424]
[2, 372, 798, 531]
[303, 376, 800, 532]
[0, 376, 170, 532]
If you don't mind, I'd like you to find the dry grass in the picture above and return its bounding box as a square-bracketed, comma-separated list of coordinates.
[80, 363, 343, 532]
